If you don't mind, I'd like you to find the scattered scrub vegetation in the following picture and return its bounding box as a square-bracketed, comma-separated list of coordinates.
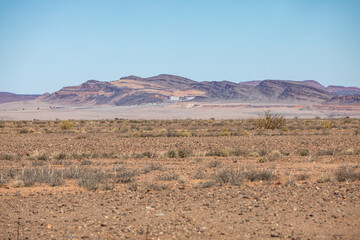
[142, 162, 164, 173]
[59, 120, 75, 130]
[255, 111, 285, 130]
[114, 168, 136, 183]
[194, 181, 216, 189]
[178, 148, 193, 158]
[214, 169, 244, 186]
[245, 170, 276, 182]
[298, 149, 310, 156]
[259, 150, 283, 163]
[334, 165, 360, 182]
[207, 160, 222, 168]
[77, 170, 104, 191]
[295, 173, 310, 181]
[157, 172, 181, 181]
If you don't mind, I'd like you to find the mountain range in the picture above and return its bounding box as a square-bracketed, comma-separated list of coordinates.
[2, 74, 360, 105]
[0, 92, 41, 104]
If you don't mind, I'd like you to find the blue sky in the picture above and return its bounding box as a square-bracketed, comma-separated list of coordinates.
[0, 0, 359, 94]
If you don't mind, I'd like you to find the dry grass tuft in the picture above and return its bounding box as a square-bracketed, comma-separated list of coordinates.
[255, 111, 285, 130]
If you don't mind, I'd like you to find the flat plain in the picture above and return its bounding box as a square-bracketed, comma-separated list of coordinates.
[0, 117, 360, 239]
[2, 100, 360, 120]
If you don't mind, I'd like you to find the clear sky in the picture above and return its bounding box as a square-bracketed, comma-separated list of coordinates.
[0, 0, 359, 94]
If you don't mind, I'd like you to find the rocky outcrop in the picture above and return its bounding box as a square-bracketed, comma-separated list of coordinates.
[326, 95, 360, 105]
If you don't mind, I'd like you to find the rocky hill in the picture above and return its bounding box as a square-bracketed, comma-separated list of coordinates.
[0, 92, 40, 104]
[40, 74, 338, 106]
[240, 80, 360, 95]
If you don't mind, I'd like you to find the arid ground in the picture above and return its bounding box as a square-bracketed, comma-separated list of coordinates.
[1, 100, 360, 120]
[1, 118, 360, 239]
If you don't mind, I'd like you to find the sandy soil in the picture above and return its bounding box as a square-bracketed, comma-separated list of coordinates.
[1, 100, 360, 120]
[1, 125, 360, 239]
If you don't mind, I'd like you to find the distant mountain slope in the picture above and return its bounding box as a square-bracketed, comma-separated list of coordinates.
[240, 79, 360, 95]
[326, 95, 360, 105]
[40, 74, 339, 106]
[326, 86, 360, 95]
[248, 80, 334, 103]
[0, 92, 40, 104]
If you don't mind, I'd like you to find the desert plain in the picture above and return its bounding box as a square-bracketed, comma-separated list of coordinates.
[0, 116, 360, 239]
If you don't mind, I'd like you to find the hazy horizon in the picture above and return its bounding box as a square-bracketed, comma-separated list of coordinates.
[3, 74, 360, 95]
[1, 0, 359, 94]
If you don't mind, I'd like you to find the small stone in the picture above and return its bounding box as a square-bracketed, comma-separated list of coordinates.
[271, 232, 281, 237]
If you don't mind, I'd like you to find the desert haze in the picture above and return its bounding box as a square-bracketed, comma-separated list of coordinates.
[1, 74, 360, 120]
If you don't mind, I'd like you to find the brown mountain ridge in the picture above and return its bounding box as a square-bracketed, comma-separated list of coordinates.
[0, 92, 41, 104]
[39, 74, 346, 106]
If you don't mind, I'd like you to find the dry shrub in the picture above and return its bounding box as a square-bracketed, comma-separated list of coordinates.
[295, 173, 309, 181]
[134, 151, 156, 158]
[63, 166, 84, 179]
[284, 178, 295, 187]
[32, 160, 46, 166]
[78, 170, 104, 191]
[231, 149, 248, 157]
[72, 152, 91, 160]
[114, 168, 136, 183]
[193, 168, 207, 179]
[37, 153, 49, 161]
[142, 162, 164, 173]
[80, 160, 92, 165]
[0, 153, 16, 160]
[165, 150, 177, 158]
[0, 169, 13, 186]
[194, 181, 216, 189]
[316, 149, 335, 156]
[20, 167, 64, 187]
[298, 149, 310, 156]
[317, 175, 332, 183]
[11, 180, 25, 188]
[245, 170, 276, 181]
[322, 121, 332, 129]
[178, 148, 192, 158]
[340, 148, 355, 156]
[214, 169, 244, 186]
[335, 165, 360, 182]
[127, 181, 168, 192]
[157, 172, 181, 181]
[259, 150, 283, 162]
[220, 128, 231, 136]
[255, 111, 285, 130]
[206, 149, 229, 157]
[207, 160, 222, 168]
[55, 153, 67, 160]
[59, 120, 75, 130]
